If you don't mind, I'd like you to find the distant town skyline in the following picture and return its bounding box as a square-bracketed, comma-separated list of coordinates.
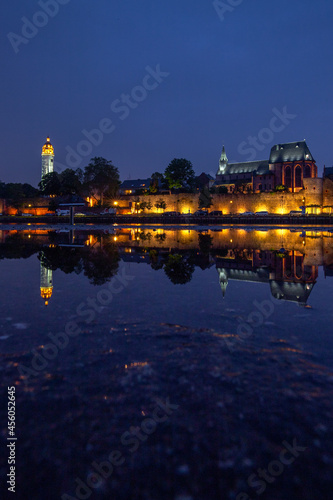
[1, 0, 333, 187]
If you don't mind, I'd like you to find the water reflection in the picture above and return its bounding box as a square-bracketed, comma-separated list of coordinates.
[40, 262, 53, 306]
[1, 227, 333, 307]
[216, 249, 317, 306]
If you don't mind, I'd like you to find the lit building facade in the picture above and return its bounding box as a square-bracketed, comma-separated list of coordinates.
[215, 141, 318, 193]
[41, 136, 54, 180]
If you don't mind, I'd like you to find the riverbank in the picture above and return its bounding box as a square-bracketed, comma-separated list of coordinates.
[1, 213, 333, 226]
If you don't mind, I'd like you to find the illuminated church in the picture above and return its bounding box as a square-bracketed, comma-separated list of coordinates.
[215, 141, 318, 193]
[41, 136, 54, 180]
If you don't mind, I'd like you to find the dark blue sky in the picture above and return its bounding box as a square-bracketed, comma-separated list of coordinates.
[1, 0, 333, 186]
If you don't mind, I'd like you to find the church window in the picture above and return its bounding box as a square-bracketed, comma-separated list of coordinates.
[295, 256, 303, 279]
[285, 166, 292, 188]
[295, 166, 302, 187]
[304, 165, 311, 178]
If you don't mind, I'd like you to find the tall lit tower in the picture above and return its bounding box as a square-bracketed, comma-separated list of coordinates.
[40, 260, 53, 307]
[41, 136, 54, 180]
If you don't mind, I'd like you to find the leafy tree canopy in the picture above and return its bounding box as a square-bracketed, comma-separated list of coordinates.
[164, 158, 195, 191]
[273, 184, 288, 192]
[83, 157, 120, 204]
[163, 253, 195, 285]
[39, 172, 62, 196]
[39, 168, 83, 197]
[199, 186, 213, 208]
[155, 199, 167, 211]
[0, 182, 39, 208]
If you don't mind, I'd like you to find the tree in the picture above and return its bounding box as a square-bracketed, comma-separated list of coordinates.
[59, 168, 82, 196]
[199, 186, 213, 209]
[139, 231, 152, 241]
[48, 199, 59, 212]
[2, 182, 39, 209]
[198, 234, 213, 255]
[233, 181, 248, 194]
[155, 232, 166, 242]
[83, 157, 120, 204]
[39, 172, 61, 196]
[150, 172, 165, 193]
[273, 184, 288, 193]
[39, 169, 83, 197]
[154, 199, 167, 211]
[139, 201, 148, 212]
[22, 183, 39, 198]
[164, 158, 195, 192]
[82, 246, 119, 285]
[164, 253, 195, 285]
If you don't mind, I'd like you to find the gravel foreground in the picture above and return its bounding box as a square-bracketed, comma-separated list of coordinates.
[2, 320, 333, 500]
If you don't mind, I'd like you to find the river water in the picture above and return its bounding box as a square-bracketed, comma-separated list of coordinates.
[1, 226, 333, 500]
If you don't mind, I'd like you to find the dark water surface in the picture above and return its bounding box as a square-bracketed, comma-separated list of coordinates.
[1, 227, 333, 500]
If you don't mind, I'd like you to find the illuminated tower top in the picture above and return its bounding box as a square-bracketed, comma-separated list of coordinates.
[41, 136, 54, 180]
[42, 136, 54, 156]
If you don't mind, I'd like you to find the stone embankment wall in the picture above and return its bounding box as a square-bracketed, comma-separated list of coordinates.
[119, 178, 324, 214]
[323, 178, 333, 208]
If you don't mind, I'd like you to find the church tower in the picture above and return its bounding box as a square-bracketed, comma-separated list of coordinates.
[40, 261, 53, 306]
[218, 268, 228, 298]
[217, 145, 228, 175]
[41, 136, 54, 180]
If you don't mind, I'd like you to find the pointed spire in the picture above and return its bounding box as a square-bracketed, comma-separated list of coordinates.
[218, 269, 228, 298]
[220, 145, 228, 162]
[217, 145, 228, 175]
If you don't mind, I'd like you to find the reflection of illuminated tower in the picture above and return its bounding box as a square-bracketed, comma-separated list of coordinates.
[218, 268, 228, 297]
[41, 136, 54, 180]
[40, 263, 53, 306]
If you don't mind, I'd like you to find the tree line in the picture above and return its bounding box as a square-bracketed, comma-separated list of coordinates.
[0, 156, 221, 208]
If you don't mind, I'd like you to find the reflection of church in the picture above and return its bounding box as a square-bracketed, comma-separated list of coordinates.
[40, 262, 53, 306]
[217, 250, 318, 306]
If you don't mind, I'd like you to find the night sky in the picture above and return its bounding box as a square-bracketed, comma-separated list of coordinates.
[1, 0, 333, 186]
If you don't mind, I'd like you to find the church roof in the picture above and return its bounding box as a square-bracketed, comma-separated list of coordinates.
[270, 280, 314, 306]
[269, 141, 314, 164]
[227, 160, 270, 175]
